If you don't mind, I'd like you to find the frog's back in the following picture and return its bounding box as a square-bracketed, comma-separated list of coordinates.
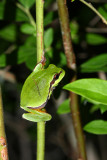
[21, 70, 50, 108]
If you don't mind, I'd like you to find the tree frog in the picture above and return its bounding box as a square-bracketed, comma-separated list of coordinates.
[20, 62, 65, 122]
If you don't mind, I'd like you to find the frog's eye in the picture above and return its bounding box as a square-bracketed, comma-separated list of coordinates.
[54, 74, 59, 80]
[54, 71, 62, 80]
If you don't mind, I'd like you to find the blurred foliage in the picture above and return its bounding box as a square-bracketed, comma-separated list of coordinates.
[0, 0, 107, 159]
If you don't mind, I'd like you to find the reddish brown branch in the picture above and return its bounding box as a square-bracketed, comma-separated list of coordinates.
[0, 88, 9, 160]
[57, 0, 76, 70]
[56, 0, 87, 160]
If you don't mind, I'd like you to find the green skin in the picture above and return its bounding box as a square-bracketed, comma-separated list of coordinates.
[20, 62, 65, 122]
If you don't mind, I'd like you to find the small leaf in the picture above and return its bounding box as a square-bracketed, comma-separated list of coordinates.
[70, 21, 79, 44]
[99, 104, 107, 114]
[0, 2, 5, 20]
[86, 33, 107, 45]
[63, 78, 107, 105]
[44, 28, 54, 48]
[84, 120, 107, 134]
[25, 54, 37, 70]
[20, 23, 36, 35]
[16, 8, 29, 22]
[17, 46, 36, 64]
[60, 52, 67, 66]
[90, 104, 107, 114]
[57, 99, 70, 114]
[0, 54, 6, 67]
[98, 4, 107, 20]
[19, 0, 35, 9]
[81, 53, 107, 73]
[44, 12, 54, 26]
[0, 24, 16, 42]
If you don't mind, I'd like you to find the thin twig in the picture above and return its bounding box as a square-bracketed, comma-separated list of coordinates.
[79, 0, 107, 25]
[88, 0, 107, 3]
[57, 0, 87, 160]
[86, 27, 107, 33]
[16, 2, 36, 28]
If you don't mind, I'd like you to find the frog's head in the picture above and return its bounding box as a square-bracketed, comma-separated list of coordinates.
[48, 64, 65, 88]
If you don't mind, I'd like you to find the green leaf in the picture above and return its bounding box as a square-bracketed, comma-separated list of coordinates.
[57, 99, 70, 114]
[60, 52, 67, 67]
[0, 1, 29, 22]
[15, 8, 29, 22]
[84, 120, 107, 134]
[70, 21, 79, 44]
[0, 24, 16, 42]
[0, 54, 6, 67]
[25, 54, 37, 70]
[90, 104, 107, 114]
[44, 12, 54, 26]
[63, 78, 107, 105]
[20, 23, 36, 35]
[44, 0, 53, 8]
[98, 4, 107, 20]
[17, 46, 36, 64]
[19, 0, 35, 9]
[24, 36, 36, 47]
[0, 36, 36, 67]
[86, 33, 107, 45]
[0, 2, 5, 20]
[81, 53, 107, 73]
[44, 28, 54, 48]
[100, 105, 107, 114]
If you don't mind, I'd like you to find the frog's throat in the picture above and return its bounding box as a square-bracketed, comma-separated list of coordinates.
[28, 99, 48, 109]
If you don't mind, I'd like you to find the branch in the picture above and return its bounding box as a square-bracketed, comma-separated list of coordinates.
[56, 0, 87, 159]
[0, 87, 9, 160]
[36, 1, 45, 160]
[79, 0, 107, 25]
[16, 2, 36, 28]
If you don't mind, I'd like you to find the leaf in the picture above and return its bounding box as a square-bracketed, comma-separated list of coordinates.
[98, 4, 107, 20]
[57, 99, 70, 114]
[0, 1, 5, 20]
[86, 33, 107, 45]
[0, 54, 6, 67]
[84, 120, 107, 134]
[81, 53, 107, 73]
[60, 52, 67, 66]
[0, 24, 16, 42]
[19, 0, 35, 9]
[44, 0, 53, 8]
[70, 21, 79, 44]
[44, 12, 54, 26]
[15, 8, 29, 22]
[100, 105, 107, 114]
[24, 36, 36, 47]
[25, 54, 37, 70]
[17, 46, 36, 64]
[0, 1, 29, 22]
[0, 38, 36, 67]
[20, 23, 36, 35]
[90, 104, 107, 114]
[63, 78, 107, 105]
[44, 28, 54, 48]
